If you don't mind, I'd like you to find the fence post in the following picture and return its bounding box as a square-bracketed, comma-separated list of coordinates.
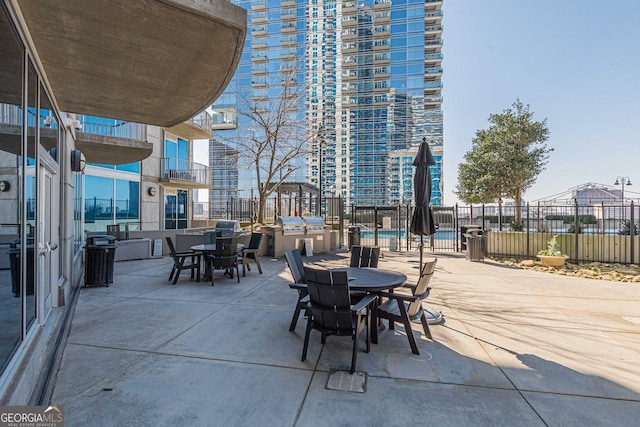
[396, 204, 401, 251]
[374, 206, 379, 248]
[631, 201, 635, 264]
[574, 198, 579, 262]
[526, 202, 530, 258]
[455, 203, 459, 252]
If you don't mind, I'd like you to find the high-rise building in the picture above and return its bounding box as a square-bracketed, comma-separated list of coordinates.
[213, 0, 443, 207]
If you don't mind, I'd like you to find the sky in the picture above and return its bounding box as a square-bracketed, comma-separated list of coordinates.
[441, 0, 640, 204]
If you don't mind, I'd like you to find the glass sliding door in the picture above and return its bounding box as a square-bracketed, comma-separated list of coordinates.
[164, 189, 188, 229]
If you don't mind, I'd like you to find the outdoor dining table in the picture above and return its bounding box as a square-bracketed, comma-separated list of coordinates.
[328, 267, 408, 343]
[190, 243, 245, 280]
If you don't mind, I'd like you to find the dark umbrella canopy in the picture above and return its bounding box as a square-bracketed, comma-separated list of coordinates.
[410, 138, 437, 236]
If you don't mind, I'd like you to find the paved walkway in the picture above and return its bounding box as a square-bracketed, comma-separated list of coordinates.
[50, 250, 640, 426]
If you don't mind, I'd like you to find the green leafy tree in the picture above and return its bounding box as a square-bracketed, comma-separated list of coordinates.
[456, 99, 552, 225]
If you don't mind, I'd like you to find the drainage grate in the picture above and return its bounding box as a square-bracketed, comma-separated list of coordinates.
[325, 369, 367, 393]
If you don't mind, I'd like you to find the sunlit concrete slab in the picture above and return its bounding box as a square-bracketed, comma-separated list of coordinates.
[50, 251, 640, 425]
[522, 391, 640, 427]
[296, 375, 544, 427]
[15, 0, 246, 126]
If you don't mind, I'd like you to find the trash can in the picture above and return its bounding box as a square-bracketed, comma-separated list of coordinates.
[460, 225, 481, 251]
[465, 230, 484, 262]
[85, 235, 116, 287]
[348, 226, 361, 250]
[9, 238, 35, 297]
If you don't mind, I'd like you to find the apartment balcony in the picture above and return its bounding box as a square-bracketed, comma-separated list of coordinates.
[252, 28, 267, 37]
[374, 0, 391, 9]
[74, 115, 153, 164]
[252, 80, 268, 88]
[425, 67, 443, 81]
[425, 25, 443, 38]
[251, 54, 268, 63]
[253, 66, 268, 76]
[281, 0, 296, 8]
[424, 81, 443, 96]
[211, 113, 238, 130]
[166, 110, 213, 140]
[341, 18, 358, 28]
[252, 15, 268, 25]
[160, 158, 211, 190]
[281, 53, 296, 61]
[425, 10, 443, 25]
[424, 96, 443, 110]
[281, 12, 296, 22]
[280, 40, 296, 48]
[281, 24, 297, 34]
[16, 0, 246, 127]
[251, 42, 268, 50]
[251, 0, 267, 11]
[425, 53, 443, 68]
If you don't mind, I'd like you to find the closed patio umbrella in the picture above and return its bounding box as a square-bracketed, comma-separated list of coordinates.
[410, 138, 442, 325]
[410, 137, 437, 271]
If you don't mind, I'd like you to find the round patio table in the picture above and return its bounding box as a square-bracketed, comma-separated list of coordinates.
[330, 267, 407, 292]
[328, 267, 407, 344]
[191, 243, 245, 280]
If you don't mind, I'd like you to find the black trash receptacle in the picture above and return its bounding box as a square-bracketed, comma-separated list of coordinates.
[85, 235, 116, 287]
[465, 230, 485, 262]
[9, 238, 35, 297]
[348, 226, 361, 250]
[460, 225, 482, 251]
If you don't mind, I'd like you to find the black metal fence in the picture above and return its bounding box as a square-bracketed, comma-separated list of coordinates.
[213, 197, 640, 264]
[458, 202, 639, 264]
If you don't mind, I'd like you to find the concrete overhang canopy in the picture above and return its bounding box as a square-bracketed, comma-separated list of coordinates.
[74, 132, 154, 165]
[16, 0, 247, 127]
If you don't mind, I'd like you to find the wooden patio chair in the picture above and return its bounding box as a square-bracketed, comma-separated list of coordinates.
[301, 266, 377, 374]
[349, 245, 380, 268]
[375, 257, 437, 354]
[239, 232, 263, 276]
[285, 249, 308, 332]
[165, 237, 200, 285]
[205, 237, 240, 285]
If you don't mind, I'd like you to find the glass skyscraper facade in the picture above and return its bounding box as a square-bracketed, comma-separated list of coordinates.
[212, 0, 443, 207]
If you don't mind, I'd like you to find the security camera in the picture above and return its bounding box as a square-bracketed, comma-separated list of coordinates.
[73, 120, 83, 131]
[44, 116, 53, 128]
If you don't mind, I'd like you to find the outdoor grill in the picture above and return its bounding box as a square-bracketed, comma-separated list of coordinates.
[302, 216, 326, 234]
[277, 216, 305, 235]
[215, 220, 241, 237]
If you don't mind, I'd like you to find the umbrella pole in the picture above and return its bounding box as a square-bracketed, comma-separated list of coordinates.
[420, 235, 424, 273]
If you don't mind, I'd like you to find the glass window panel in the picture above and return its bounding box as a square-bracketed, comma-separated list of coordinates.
[0, 4, 25, 372]
[115, 180, 139, 223]
[84, 175, 113, 232]
[25, 59, 37, 329]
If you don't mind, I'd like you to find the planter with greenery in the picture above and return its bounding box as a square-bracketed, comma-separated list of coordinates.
[537, 234, 569, 267]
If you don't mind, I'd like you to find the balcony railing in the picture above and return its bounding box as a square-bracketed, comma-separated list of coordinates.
[161, 158, 210, 186]
[77, 115, 147, 140]
[188, 110, 212, 132]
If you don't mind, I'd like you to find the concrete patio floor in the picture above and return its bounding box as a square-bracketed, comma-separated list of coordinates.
[50, 249, 640, 426]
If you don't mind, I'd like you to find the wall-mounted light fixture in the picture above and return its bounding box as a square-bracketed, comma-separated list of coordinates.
[148, 187, 157, 196]
[0, 181, 10, 192]
[70, 150, 86, 172]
